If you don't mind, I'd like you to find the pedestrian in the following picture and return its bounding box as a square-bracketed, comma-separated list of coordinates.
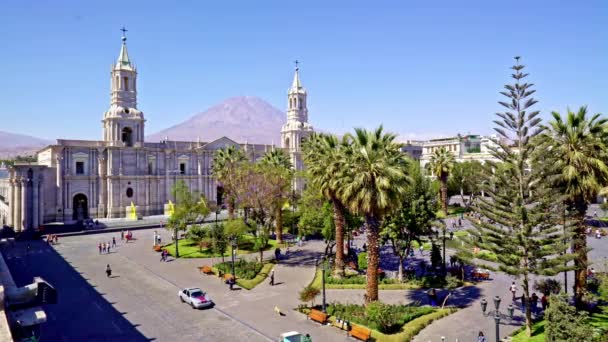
[229, 276, 235, 290]
[107, 241, 111, 253]
[98, 243, 102, 254]
[157, 236, 162, 245]
[510, 281, 517, 301]
[269, 269, 275, 286]
[596, 229, 602, 239]
[458, 218, 462, 227]
[541, 294, 548, 311]
[54, 235, 58, 244]
[153, 230, 158, 247]
[530, 293, 539, 314]
[112, 237, 116, 248]
[428, 288, 438, 307]
[274, 247, 281, 261]
[477, 331, 486, 342]
[419, 245, 424, 256]
[105, 264, 112, 277]
[121, 230, 124, 241]
[303, 333, 312, 342]
[520, 294, 527, 312]
[102, 242, 106, 254]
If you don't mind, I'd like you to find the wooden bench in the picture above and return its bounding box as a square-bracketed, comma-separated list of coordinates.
[348, 324, 372, 341]
[307, 309, 328, 325]
[473, 271, 490, 280]
[153, 245, 162, 252]
[198, 265, 213, 274]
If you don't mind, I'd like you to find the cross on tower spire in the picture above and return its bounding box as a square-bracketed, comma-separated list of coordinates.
[121, 27, 128, 42]
[294, 60, 299, 71]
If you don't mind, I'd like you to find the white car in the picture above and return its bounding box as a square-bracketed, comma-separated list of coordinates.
[179, 287, 213, 309]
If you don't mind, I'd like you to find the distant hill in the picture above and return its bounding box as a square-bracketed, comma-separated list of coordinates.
[0, 130, 51, 159]
[147, 96, 285, 144]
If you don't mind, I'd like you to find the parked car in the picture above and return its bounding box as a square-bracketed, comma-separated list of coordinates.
[178, 287, 213, 309]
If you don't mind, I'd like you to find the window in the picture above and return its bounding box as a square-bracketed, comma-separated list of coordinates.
[180, 163, 186, 175]
[299, 98, 303, 109]
[76, 162, 84, 175]
[123, 77, 129, 91]
[148, 162, 154, 175]
[122, 127, 133, 147]
[126, 188, 133, 198]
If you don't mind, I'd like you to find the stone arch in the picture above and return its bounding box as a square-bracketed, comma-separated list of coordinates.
[72, 193, 88, 221]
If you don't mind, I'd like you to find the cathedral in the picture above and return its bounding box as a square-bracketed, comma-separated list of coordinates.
[0, 33, 313, 231]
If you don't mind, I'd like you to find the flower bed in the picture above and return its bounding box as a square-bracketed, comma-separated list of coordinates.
[215, 259, 262, 280]
[211, 260, 275, 290]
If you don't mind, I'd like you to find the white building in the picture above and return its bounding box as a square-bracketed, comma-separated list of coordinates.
[419, 134, 500, 168]
[0, 33, 313, 230]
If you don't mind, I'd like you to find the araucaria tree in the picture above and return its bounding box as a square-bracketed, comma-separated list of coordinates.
[340, 126, 410, 303]
[540, 106, 608, 307]
[427, 147, 455, 213]
[213, 146, 247, 218]
[462, 57, 572, 336]
[302, 133, 352, 276]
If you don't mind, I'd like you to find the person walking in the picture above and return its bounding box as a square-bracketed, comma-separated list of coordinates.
[107, 241, 111, 253]
[102, 242, 107, 254]
[541, 294, 548, 311]
[510, 281, 517, 301]
[428, 288, 438, 307]
[98, 243, 102, 254]
[153, 230, 158, 247]
[120, 230, 124, 241]
[105, 264, 112, 277]
[303, 334, 312, 342]
[530, 293, 539, 315]
[112, 237, 116, 248]
[269, 269, 275, 286]
[477, 331, 486, 342]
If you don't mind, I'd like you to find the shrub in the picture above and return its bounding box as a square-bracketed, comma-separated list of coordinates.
[430, 244, 442, 269]
[365, 302, 402, 334]
[534, 278, 561, 295]
[545, 294, 588, 341]
[358, 252, 368, 270]
[215, 259, 262, 279]
[299, 286, 320, 307]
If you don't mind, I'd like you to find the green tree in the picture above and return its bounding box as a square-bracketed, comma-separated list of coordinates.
[545, 294, 590, 342]
[167, 180, 210, 258]
[460, 57, 573, 336]
[212, 146, 247, 218]
[186, 225, 208, 252]
[539, 106, 608, 307]
[259, 149, 293, 244]
[448, 161, 483, 209]
[302, 133, 352, 277]
[381, 163, 437, 281]
[340, 126, 410, 303]
[427, 147, 455, 213]
[209, 223, 228, 263]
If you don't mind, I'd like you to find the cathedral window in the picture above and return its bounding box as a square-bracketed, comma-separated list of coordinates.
[75, 162, 84, 175]
[179, 163, 186, 175]
[123, 77, 129, 91]
[299, 98, 303, 109]
[122, 127, 133, 147]
[126, 188, 133, 198]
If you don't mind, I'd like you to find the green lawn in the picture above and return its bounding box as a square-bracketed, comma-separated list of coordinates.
[163, 235, 279, 258]
[511, 306, 608, 341]
[308, 269, 464, 290]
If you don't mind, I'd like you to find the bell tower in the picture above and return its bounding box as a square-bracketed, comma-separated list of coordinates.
[281, 61, 313, 188]
[102, 28, 145, 147]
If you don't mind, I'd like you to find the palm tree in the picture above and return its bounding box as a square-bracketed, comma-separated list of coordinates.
[541, 106, 608, 307]
[427, 147, 455, 213]
[260, 149, 293, 244]
[340, 126, 410, 303]
[302, 133, 351, 276]
[212, 146, 247, 218]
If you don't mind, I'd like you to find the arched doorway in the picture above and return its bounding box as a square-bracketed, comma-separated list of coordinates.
[72, 194, 88, 221]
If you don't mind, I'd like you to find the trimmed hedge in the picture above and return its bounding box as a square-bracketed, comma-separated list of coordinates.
[308, 269, 463, 290]
[211, 262, 274, 290]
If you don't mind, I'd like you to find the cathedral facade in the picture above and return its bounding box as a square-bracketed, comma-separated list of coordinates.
[0, 34, 312, 231]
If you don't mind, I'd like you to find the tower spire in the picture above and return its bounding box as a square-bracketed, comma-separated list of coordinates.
[291, 60, 302, 90]
[117, 27, 132, 69]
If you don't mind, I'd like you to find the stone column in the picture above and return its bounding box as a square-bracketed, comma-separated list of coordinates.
[38, 176, 44, 226]
[165, 153, 171, 202]
[56, 153, 63, 212]
[21, 178, 27, 231]
[32, 177, 39, 229]
[8, 180, 14, 227]
[197, 157, 202, 193]
[14, 179, 21, 231]
[98, 152, 107, 218]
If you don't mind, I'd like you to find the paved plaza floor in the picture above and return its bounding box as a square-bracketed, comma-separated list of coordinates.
[3, 219, 608, 342]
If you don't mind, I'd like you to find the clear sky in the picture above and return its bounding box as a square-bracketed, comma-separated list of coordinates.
[0, 0, 606, 140]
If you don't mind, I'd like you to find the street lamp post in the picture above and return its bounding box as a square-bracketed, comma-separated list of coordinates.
[316, 257, 327, 313]
[442, 228, 447, 274]
[480, 296, 514, 342]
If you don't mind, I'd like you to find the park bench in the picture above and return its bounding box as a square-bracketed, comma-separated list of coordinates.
[153, 245, 161, 252]
[348, 324, 371, 341]
[347, 261, 358, 270]
[307, 309, 328, 325]
[198, 265, 213, 274]
[473, 269, 490, 280]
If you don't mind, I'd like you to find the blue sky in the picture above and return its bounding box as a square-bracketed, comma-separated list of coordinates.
[0, 0, 606, 140]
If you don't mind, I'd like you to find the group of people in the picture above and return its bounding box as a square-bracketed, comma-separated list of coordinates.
[586, 227, 604, 239]
[46, 234, 59, 245]
[98, 237, 117, 254]
[510, 282, 549, 314]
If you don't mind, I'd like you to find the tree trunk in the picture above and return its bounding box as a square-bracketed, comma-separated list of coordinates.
[573, 199, 588, 309]
[398, 255, 404, 282]
[365, 214, 380, 304]
[332, 198, 347, 277]
[440, 173, 448, 213]
[227, 198, 235, 219]
[275, 207, 283, 244]
[523, 276, 532, 337]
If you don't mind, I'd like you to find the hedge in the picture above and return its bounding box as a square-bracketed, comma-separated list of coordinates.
[211, 262, 274, 290]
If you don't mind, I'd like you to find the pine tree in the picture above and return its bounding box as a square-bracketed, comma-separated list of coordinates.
[458, 57, 573, 336]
